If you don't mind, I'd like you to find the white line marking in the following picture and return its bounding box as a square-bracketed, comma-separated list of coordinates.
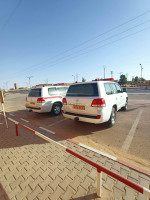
[39, 127, 55, 134]
[21, 118, 29, 123]
[121, 109, 143, 152]
[9, 113, 15, 116]
[79, 143, 117, 161]
[48, 118, 67, 127]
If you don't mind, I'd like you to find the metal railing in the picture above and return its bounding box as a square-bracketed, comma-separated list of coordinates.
[1, 113, 150, 198]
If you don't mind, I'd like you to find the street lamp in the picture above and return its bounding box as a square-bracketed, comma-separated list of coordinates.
[140, 64, 143, 88]
[72, 75, 75, 83]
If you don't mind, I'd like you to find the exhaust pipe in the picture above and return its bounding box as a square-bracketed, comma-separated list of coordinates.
[74, 117, 79, 121]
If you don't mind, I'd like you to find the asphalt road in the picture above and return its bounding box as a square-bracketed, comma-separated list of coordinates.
[1, 91, 150, 170]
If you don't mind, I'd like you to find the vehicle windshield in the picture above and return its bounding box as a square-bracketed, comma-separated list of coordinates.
[28, 88, 41, 97]
[66, 83, 98, 97]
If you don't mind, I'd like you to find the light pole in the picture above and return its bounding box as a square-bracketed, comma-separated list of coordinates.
[110, 71, 113, 78]
[103, 66, 106, 79]
[72, 75, 75, 83]
[140, 64, 143, 88]
[27, 76, 33, 88]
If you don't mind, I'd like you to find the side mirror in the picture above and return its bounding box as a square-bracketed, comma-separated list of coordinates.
[122, 88, 127, 92]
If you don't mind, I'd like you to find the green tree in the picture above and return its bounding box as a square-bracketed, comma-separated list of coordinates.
[119, 74, 127, 85]
[134, 76, 139, 84]
[82, 77, 86, 82]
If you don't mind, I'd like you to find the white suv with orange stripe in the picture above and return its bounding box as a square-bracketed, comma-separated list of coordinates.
[26, 85, 68, 115]
[62, 79, 128, 127]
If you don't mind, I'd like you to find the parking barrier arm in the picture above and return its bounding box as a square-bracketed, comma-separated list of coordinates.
[66, 149, 148, 197]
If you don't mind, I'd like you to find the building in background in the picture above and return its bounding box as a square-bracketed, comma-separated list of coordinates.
[14, 83, 18, 90]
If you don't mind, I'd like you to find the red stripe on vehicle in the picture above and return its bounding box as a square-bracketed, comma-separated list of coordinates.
[44, 96, 64, 99]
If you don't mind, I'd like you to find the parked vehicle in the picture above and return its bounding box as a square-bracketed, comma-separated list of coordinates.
[62, 78, 128, 127]
[26, 84, 68, 115]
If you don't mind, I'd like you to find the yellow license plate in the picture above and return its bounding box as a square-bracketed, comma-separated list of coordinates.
[30, 102, 35, 105]
[73, 105, 85, 110]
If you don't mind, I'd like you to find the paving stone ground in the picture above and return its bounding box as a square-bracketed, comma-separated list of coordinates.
[0, 117, 150, 200]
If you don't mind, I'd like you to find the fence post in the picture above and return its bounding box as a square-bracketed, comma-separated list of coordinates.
[97, 169, 102, 197]
[15, 123, 18, 136]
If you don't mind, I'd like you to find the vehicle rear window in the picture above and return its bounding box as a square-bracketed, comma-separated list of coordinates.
[28, 88, 41, 97]
[48, 87, 59, 96]
[66, 83, 98, 97]
[57, 87, 68, 95]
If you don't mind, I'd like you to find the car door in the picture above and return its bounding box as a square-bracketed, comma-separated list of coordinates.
[110, 83, 122, 110]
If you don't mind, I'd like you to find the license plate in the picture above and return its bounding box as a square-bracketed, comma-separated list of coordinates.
[30, 102, 35, 105]
[73, 105, 85, 110]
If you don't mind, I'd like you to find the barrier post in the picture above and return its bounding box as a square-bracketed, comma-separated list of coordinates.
[97, 170, 102, 197]
[15, 123, 18, 136]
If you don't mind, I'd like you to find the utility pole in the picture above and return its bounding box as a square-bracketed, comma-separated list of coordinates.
[140, 64, 143, 88]
[76, 74, 79, 82]
[4, 81, 9, 90]
[103, 66, 106, 79]
[27, 76, 33, 88]
[110, 71, 113, 78]
[72, 75, 75, 83]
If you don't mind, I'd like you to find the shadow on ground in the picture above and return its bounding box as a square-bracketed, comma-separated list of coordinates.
[0, 183, 10, 200]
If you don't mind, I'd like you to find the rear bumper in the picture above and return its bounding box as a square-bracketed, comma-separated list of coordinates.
[25, 102, 53, 113]
[62, 112, 103, 124]
[26, 107, 42, 113]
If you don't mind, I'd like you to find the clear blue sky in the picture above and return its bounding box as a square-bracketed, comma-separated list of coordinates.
[0, 0, 150, 89]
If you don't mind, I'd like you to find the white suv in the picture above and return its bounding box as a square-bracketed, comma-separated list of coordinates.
[62, 79, 128, 127]
[26, 84, 68, 115]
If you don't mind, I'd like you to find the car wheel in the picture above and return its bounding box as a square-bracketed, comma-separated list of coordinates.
[106, 107, 116, 127]
[52, 103, 62, 116]
[121, 99, 128, 111]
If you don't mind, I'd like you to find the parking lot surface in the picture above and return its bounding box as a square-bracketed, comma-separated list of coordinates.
[3, 92, 150, 171]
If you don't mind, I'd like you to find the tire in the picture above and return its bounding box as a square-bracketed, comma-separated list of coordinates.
[121, 99, 128, 111]
[52, 103, 62, 116]
[106, 107, 116, 127]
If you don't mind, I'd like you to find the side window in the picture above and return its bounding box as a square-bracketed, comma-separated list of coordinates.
[110, 83, 117, 94]
[57, 87, 68, 95]
[48, 87, 59, 96]
[115, 84, 122, 93]
[104, 83, 112, 95]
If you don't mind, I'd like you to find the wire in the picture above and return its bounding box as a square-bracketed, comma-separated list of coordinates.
[8, 10, 150, 76]
[0, 0, 23, 34]
[17, 20, 150, 74]
[23, 26, 150, 75]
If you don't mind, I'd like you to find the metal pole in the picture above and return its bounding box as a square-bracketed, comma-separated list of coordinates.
[140, 64, 143, 88]
[104, 66, 106, 79]
[97, 170, 102, 197]
[72, 75, 75, 82]
[15, 123, 18, 136]
[1, 103, 8, 128]
[111, 71, 113, 78]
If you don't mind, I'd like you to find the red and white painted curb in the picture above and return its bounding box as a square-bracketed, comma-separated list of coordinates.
[68, 139, 150, 177]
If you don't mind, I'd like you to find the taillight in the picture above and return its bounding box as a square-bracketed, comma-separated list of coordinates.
[91, 98, 106, 107]
[37, 98, 45, 103]
[62, 98, 67, 105]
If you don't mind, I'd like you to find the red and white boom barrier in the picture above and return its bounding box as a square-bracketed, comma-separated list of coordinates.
[1, 114, 150, 198]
